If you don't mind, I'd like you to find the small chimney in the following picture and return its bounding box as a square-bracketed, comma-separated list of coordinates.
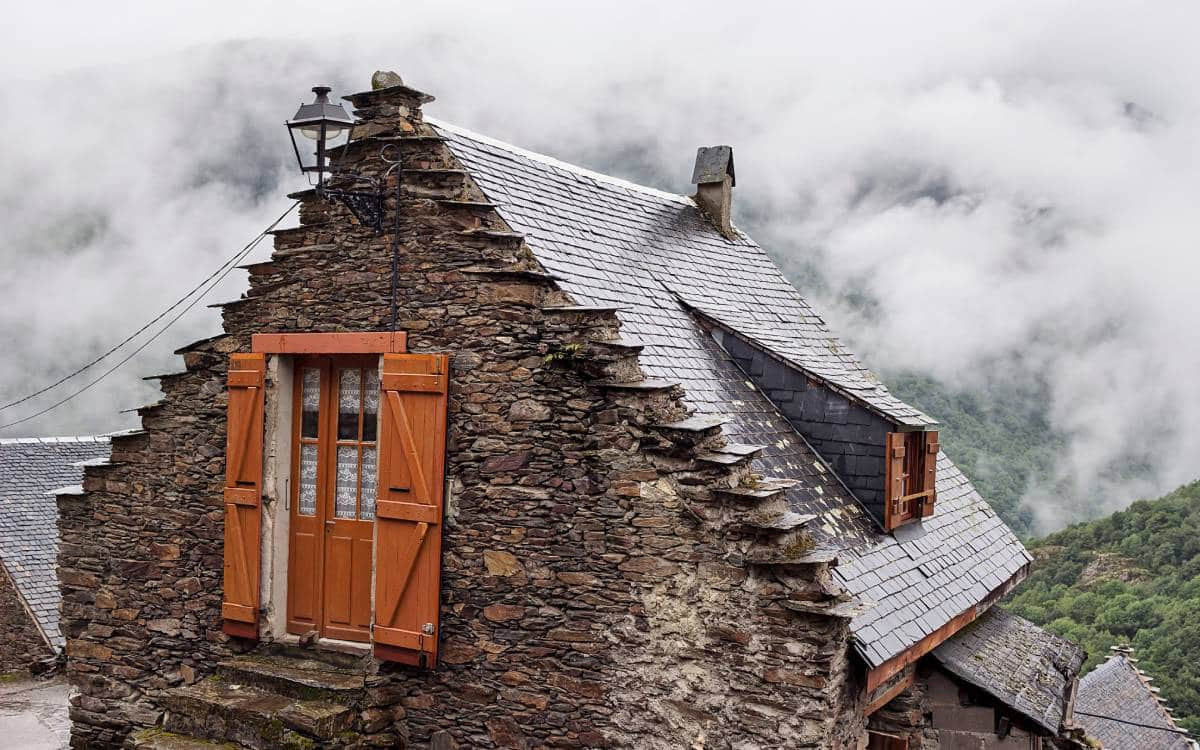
[691, 145, 736, 239]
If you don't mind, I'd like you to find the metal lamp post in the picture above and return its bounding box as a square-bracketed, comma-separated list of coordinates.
[286, 85, 389, 231]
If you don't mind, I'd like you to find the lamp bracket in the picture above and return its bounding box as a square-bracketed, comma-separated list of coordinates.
[317, 185, 385, 233]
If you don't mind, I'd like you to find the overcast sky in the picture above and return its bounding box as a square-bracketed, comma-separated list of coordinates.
[1, 1, 1197, 531]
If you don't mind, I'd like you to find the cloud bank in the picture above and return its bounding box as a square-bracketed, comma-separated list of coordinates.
[1, 1, 1196, 531]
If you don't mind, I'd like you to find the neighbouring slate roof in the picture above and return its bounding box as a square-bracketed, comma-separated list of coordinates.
[932, 607, 1083, 735]
[1077, 653, 1194, 750]
[435, 119, 1032, 669]
[0, 436, 111, 649]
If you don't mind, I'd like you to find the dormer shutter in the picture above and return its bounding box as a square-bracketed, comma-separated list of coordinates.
[222, 353, 266, 639]
[921, 430, 939, 517]
[373, 353, 449, 667]
[884, 432, 910, 530]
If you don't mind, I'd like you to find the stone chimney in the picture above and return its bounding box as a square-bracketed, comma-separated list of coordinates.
[691, 145, 736, 239]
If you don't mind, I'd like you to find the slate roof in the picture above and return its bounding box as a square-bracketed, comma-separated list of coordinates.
[1076, 653, 1194, 750]
[435, 119, 1032, 669]
[0, 436, 111, 648]
[932, 607, 1083, 734]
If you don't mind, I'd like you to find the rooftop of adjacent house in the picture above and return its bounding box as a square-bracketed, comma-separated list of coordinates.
[0, 435, 112, 649]
[1076, 652, 1195, 750]
[433, 118, 1032, 669]
[932, 607, 1084, 735]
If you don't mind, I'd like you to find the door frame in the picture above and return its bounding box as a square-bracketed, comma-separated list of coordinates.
[252, 331, 408, 645]
[286, 354, 381, 642]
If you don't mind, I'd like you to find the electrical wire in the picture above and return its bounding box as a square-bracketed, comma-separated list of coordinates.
[1073, 710, 1191, 735]
[0, 202, 299, 431]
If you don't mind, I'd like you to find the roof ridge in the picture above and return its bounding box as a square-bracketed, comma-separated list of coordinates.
[428, 116, 695, 206]
[0, 435, 111, 445]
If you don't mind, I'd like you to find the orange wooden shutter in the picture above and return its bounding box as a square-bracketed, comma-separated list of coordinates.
[884, 431, 907, 530]
[921, 430, 940, 517]
[374, 353, 449, 666]
[222, 353, 266, 639]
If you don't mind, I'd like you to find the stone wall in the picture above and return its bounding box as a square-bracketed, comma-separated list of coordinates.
[0, 566, 52, 673]
[868, 676, 936, 749]
[922, 668, 1055, 749]
[711, 329, 895, 523]
[59, 79, 866, 749]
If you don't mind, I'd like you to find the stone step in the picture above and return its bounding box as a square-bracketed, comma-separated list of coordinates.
[162, 677, 356, 749]
[127, 729, 241, 749]
[216, 653, 366, 706]
[264, 641, 372, 672]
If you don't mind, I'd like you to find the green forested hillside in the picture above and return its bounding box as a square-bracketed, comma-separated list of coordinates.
[886, 371, 1063, 537]
[1006, 480, 1200, 732]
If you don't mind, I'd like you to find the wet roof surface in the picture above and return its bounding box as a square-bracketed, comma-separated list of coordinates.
[0, 436, 110, 648]
[436, 119, 1031, 668]
[933, 607, 1084, 734]
[1077, 654, 1193, 750]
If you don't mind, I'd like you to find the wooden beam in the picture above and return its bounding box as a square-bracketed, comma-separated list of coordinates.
[251, 331, 407, 354]
[863, 564, 1032, 693]
[865, 667, 916, 715]
[866, 609, 975, 693]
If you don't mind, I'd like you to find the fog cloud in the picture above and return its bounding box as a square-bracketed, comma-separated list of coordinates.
[2, 1, 1196, 531]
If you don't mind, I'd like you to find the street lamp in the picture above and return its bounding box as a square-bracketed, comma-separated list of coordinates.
[286, 86, 356, 188]
[285, 85, 392, 232]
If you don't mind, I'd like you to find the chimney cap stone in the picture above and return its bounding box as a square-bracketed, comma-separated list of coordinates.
[692, 145, 735, 187]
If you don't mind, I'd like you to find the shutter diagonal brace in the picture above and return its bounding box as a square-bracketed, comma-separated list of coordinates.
[380, 521, 429, 627]
[385, 391, 432, 503]
[229, 384, 259, 485]
[226, 505, 254, 608]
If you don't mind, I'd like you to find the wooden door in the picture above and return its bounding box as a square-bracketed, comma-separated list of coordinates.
[287, 356, 380, 642]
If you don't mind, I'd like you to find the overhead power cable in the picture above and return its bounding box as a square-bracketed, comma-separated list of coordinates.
[1073, 710, 1191, 735]
[0, 202, 298, 431]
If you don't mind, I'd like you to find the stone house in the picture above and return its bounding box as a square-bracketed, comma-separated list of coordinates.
[58, 72, 1087, 749]
[0, 435, 109, 673]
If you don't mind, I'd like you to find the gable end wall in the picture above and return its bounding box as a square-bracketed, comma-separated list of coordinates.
[58, 82, 868, 749]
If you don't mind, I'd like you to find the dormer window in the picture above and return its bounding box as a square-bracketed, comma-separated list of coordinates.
[884, 430, 939, 530]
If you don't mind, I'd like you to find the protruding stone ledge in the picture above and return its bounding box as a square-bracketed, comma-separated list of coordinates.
[345, 83, 435, 109]
[540, 305, 628, 314]
[744, 546, 838, 566]
[268, 222, 330, 237]
[459, 265, 562, 282]
[714, 478, 800, 501]
[597, 379, 680, 392]
[436, 199, 501, 210]
[731, 510, 817, 534]
[780, 597, 875, 619]
[459, 228, 527, 241]
[654, 414, 728, 432]
[713, 442, 766, 456]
